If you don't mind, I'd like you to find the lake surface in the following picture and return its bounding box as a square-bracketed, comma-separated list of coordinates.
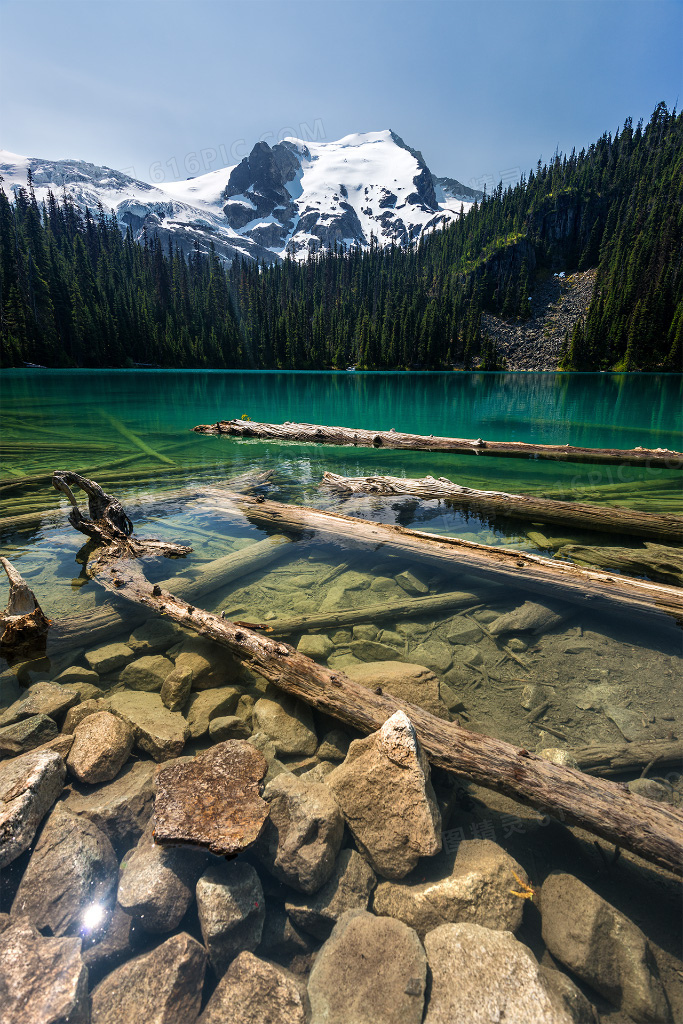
[1, 369, 682, 1007]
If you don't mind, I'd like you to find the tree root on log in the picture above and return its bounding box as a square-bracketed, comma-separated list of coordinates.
[53, 472, 683, 878]
[193, 419, 683, 469]
[0, 557, 50, 658]
[321, 472, 683, 543]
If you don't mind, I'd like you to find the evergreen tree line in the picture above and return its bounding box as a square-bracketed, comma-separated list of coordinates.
[1, 102, 680, 371]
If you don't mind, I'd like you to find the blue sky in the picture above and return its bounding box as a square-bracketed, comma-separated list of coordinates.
[1, 0, 681, 188]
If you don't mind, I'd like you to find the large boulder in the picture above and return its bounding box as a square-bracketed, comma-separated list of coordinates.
[154, 741, 269, 856]
[63, 760, 156, 854]
[423, 922, 575, 1024]
[117, 829, 206, 933]
[255, 772, 343, 893]
[11, 804, 118, 936]
[373, 839, 528, 938]
[0, 915, 89, 1024]
[90, 931, 207, 1024]
[307, 909, 427, 1024]
[196, 861, 265, 975]
[106, 690, 189, 761]
[343, 662, 450, 719]
[66, 710, 133, 783]
[540, 873, 671, 1023]
[252, 694, 317, 756]
[286, 847, 377, 939]
[198, 951, 308, 1024]
[328, 711, 441, 879]
[0, 747, 65, 868]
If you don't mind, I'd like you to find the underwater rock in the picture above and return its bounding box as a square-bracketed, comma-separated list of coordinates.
[541, 873, 671, 1023]
[85, 642, 134, 674]
[196, 861, 265, 975]
[0, 747, 66, 868]
[252, 694, 318, 756]
[0, 713, 58, 755]
[0, 680, 80, 727]
[317, 728, 351, 762]
[344, 661, 450, 719]
[198, 951, 308, 1024]
[106, 690, 189, 761]
[297, 633, 335, 660]
[423, 922, 575, 1024]
[328, 711, 441, 880]
[208, 714, 251, 740]
[349, 640, 404, 662]
[255, 772, 344, 894]
[286, 847, 377, 939]
[90, 931, 207, 1024]
[405, 640, 452, 674]
[64, 759, 156, 854]
[446, 618, 483, 645]
[120, 654, 175, 693]
[12, 804, 118, 936]
[489, 600, 567, 636]
[394, 570, 429, 595]
[160, 663, 193, 711]
[67, 710, 133, 784]
[372, 839, 528, 938]
[118, 829, 206, 933]
[307, 909, 427, 1024]
[184, 686, 241, 738]
[154, 740, 269, 856]
[0, 915, 89, 1024]
[62, 697, 106, 733]
[128, 618, 179, 654]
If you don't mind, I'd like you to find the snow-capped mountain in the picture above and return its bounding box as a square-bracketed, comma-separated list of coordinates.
[0, 130, 482, 263]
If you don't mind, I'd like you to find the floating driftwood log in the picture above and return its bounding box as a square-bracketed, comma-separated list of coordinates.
[192, 487, 683, 623]
[194, 419, 683, 469]
[54, 474, 683, 877]
[321, 472, 683, 543]
[0, 557, 50, 657]
[556, 542, 683, 587]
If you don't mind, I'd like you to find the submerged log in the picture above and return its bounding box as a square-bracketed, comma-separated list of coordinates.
[262, 590, 481, 637]
[172, 534, 293, 599]
[556, 542, 683, 587]
[321, 472, 683, 543]
[194, 419, 683, 469]
[73, 551, 683, 877]
[192, 487, 683, 624]
[0, 557, 50, 657]
[572, 740, 683, 778]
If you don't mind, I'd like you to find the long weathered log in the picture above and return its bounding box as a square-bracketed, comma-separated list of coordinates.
[80, 555, 683, 877]
[262, 590, 481, 637]
[572, 740, 683, 778]
[557, 543, 683, 587]
[173, 535, 293, 599]
[321, 472, 683, 543]
[194, 419, 683, 469]
[192, 487, 683, 623]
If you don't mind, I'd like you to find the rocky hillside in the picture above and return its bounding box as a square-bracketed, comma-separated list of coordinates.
[481, 269, 597, 370]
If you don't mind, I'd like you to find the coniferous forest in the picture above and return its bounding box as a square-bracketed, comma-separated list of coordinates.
[1, 103, 681, 372]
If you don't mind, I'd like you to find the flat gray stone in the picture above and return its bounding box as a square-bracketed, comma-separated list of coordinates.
[0, 681, 80, 727]
[67, 710, 133, 784]
[308, 909, 427, 1024]
[0, 748, 66, 868]
[198, 951, 308, 1024]
[446, 618, 483, 644]
[286, 847, 377, 939]
[255, 772, 344, 894]
[423, 922, 574, 1024]
[53, 665, 101, 691]
[90, 931, 207, 1024]
[0, 915, 89, 1024]
[394, 570, 429, 595]
[86, 643, 134, 674]
[349, 640, 403, 662]
[12, 804, 118, 936]
[253, 694, 317, 756]
[106, 690, 189, 761]
[118, 833, 206, 933]
[197, 861, 265, 975]
[405, 641, 452, 674]
[0, 713, 58, 755]
[120, 654, 175, 692]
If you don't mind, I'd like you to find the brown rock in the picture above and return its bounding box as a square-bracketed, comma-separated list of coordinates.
[67, 710, 133, 784]
[328, 711, 441, 880]
[62, 697, 105, 733]
[154, 740, 269, 856]
[344, 661, 450, 719]
[198, 951, 308, 1024]
[286, 847, 377, 939]
[106, 690, 189, 761]
[64, 760, 156, 853]
[184, 686, 241, 738]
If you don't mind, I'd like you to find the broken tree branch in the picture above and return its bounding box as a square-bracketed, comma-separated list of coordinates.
[0, 557, 50, 657]
[193, 419, 683, 469]
[321, 472, 683, 543]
